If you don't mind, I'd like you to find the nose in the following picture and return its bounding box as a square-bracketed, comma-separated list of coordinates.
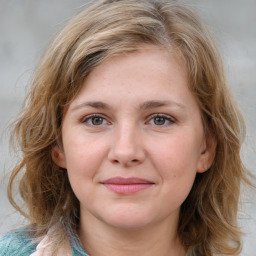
[108, 124, 146, 167]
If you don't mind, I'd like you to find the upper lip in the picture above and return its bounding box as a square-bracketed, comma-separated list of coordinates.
[101, 176, 155, 185]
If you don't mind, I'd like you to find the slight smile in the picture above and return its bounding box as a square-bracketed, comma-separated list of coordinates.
[101, 177, 155, 195]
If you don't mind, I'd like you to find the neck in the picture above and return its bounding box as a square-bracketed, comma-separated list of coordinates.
[78, 212, 186, 256]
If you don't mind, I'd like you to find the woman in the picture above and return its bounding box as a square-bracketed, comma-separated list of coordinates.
[0, 0, 253, 255]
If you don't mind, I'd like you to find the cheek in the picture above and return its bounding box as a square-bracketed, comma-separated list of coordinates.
[149, 134, 201, 181]
[63, 131, 107, 172]
[63, 150, 97, 196]
[64, 142, 102, 201]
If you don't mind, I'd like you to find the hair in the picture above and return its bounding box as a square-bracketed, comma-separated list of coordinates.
[7, 0, 253, 255]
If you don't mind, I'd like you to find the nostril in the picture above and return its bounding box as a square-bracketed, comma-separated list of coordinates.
[107, 142, 146, 166]
[112, 159, 138, 164]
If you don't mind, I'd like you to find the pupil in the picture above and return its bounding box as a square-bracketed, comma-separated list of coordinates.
[154, 117, 165, 125]
[92, 117, 103, 125]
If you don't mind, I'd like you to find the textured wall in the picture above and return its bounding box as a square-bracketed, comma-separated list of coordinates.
[0, 0, 255, 255]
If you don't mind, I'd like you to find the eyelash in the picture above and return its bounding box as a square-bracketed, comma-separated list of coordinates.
[80, 114, 110, 126]
[146, 114, 175, 126]
[81, 113, 175, 128]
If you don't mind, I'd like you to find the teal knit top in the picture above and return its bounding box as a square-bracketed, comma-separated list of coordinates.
[0, 228, 89, 256]
[0, 228, 190, 256]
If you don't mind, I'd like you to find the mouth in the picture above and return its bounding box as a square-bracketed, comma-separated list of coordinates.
[100, 176, 155, 195]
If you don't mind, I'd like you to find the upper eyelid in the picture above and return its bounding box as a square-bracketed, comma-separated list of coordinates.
[146, 114, 177, 127]
[79, 113, 176, 123]
[80, 113, 110, 123]
[147, 113, 175, 121]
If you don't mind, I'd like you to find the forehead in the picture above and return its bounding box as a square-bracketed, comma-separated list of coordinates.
[82, 46, 187, 90]
[67, 47, 200, 115]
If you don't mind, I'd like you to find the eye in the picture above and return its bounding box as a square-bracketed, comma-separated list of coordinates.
[147, 114, 175, 126]
[81, 114, 109, 126]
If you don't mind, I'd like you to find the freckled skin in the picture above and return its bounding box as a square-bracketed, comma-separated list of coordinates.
[53, 47, 213, 252]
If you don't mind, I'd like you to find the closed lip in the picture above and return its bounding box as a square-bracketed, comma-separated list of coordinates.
[101, 176, 155, 185]
[100, 176, 155, 194]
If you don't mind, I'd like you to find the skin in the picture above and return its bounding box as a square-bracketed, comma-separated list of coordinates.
[53, 46, 216, 256]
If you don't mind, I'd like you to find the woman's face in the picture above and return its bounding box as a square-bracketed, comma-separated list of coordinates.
[53, 46, 215, 231]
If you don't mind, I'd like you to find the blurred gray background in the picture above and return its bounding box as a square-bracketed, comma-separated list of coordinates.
[0, 0, 255, 255]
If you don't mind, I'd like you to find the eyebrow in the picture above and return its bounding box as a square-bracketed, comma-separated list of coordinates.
[71, 101, 112, 112]
[71, 100, 186, 112]
[139, 100, 186, 110]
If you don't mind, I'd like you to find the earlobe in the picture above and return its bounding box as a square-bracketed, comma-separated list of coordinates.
[52, 145, 67, 169]
[197, 135, 217, 173]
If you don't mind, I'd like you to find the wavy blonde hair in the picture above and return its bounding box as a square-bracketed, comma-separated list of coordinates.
[8, 0, 252, 255]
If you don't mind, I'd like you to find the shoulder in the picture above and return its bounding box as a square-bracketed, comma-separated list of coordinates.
[0, 228, 37, 256]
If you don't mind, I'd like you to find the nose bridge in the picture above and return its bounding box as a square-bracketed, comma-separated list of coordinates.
[108, 121, 145, 166]
[117, 122, 137, 150]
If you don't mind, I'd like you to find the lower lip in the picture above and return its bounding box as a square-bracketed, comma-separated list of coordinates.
[103, 183, 153, 194]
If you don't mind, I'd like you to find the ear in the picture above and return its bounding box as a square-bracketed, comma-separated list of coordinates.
[197, 134, 217, 173]
[52, 145, 67, 169]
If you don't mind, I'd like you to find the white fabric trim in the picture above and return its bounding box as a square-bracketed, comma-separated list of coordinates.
[30, 232, 72, 256]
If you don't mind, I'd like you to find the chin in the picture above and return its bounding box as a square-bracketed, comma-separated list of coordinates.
[99, 206, 155, 230]
[106, 217, 152, 230]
